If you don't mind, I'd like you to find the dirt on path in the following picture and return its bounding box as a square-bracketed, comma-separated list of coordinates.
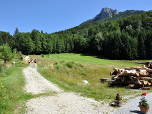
[23, 66, 116, 114]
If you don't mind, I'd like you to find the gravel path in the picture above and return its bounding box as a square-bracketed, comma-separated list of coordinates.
[114, 93, 152, 114]
[23, 66, 62, 94]
[23, 66, 116, 114]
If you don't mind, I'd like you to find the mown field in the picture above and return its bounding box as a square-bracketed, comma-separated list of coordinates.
[0, 53, 151, 113]
[41, 53, 141, 66]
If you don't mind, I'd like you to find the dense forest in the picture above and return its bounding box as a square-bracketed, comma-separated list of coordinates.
[1, 10, 152, 60]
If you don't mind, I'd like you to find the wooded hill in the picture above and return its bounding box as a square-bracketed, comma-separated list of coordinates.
[0, 10, 152, 60]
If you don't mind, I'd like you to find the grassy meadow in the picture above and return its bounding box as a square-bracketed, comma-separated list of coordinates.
[41, 53, 140, 67]
[33, 53, 151, 102]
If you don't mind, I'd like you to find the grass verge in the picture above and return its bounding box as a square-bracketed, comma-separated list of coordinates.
[0, 59, 38, 114]
[0, 66, 27, 114]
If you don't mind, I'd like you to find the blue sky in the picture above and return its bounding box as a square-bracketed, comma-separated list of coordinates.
[0, 0, 151, 35]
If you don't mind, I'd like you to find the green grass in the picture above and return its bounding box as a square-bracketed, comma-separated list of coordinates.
[40, 53, 142, 67]
[0, 59, 36, 114]
[0, 66, 26, 114]
[0, 57, 60, 114]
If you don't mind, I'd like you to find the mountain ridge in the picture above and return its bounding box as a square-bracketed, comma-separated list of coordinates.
[80, 8, 145, 26]
[93, 7, 119, 21]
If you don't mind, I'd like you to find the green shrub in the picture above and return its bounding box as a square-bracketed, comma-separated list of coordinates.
[60, 61, 65, 63]
[66, 62, 74, 68]
[56, 65, 60, 70]
[66, 61, 84, 69]
[76, 63, 84, 68]
[41, 54, 44, 58]
[54, 62, 58, 65]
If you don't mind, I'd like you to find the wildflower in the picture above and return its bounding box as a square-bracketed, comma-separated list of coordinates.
[139, 92, 149, 108]
[141, 92, 146, 96]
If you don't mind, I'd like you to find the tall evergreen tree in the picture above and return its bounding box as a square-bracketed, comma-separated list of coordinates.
[138, 32, 146, 59]
[111, 30, 121, 59]
[31, 29, 42, 54]
[14, 27, 19, 39]
[120, 31, 132, 59]
[0, 34, 4, 46]
[145, 30, 152, 59]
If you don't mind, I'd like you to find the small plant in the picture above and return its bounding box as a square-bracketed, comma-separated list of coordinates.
[138, 92, 149, 108]
[66, 62, 74, 68]
[115, 93, 122, 101]
[76, 63, 84, 68]
[60, 61, 65, 63]
[41, 54, 44, 58]
[54, 62, 58, 65]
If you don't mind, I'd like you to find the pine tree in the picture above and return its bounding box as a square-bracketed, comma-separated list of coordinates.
[14, 27, 19, 38]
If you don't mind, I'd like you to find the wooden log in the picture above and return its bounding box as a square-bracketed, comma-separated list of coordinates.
[150, 74, 152, 77]
[129, 76, 139, 81]
[138, 77, 152, 81]
[111, 76, 114, 80]
[124, 70, 136, 74]
[126, 84, 134, 89]
[111, 76, 119, 80]
[112, 80, 142, 85]
[142, 87, 150, 90]
[143, 67, 152, 72]
[110, 72, 117, 75]
[126, 84, 143, 89]
[139, 72, 148, 76]
[136, 80, 142, 85]
[143, 80, 148, 85]
[100, 78, 113, 83]
[135, 73, 140, 76]
[115, 77, 122, 81]
[121, 77, 125, 82]
[117, 69, 121, 74]
[129, 76, 134, 80]
[147, 82, 151, 86]
[135, 62, 148, 64]
[113, 68, 125, 75]
[122, 69, 147, 76]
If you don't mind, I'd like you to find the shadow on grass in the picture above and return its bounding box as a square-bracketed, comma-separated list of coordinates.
[80, 53, 148, 63]
[80, 53, 109, 59]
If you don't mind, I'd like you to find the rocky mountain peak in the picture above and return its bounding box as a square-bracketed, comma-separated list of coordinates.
[93, 7, 119, 21]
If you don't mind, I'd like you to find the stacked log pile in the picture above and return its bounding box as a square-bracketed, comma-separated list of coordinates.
[110, 62, 152, 89]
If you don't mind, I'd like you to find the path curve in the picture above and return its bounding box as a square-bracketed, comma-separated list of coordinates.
[23, 66, 62, 94]
[23, 66, 116, 114]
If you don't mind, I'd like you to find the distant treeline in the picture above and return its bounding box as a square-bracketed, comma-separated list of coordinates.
[1, 10, 152, 60]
